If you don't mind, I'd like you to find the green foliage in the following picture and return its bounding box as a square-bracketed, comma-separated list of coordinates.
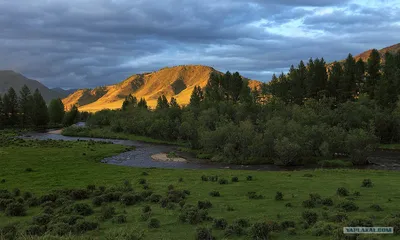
[31, 89, 49, 127]
[195, 227, 214, 240]
[250, 222, 270, 240]
[362, 179, 373, 188]
[336, 187, 350, 197]
[148, 218, 160, 228]
[48, 98, 65, 124]
[275, 191, 283, 201]
[302, 210, 318, 225]
[212, 218, 228, 230]
[337, 201, 359, 212]
[5, 202, 26, 216]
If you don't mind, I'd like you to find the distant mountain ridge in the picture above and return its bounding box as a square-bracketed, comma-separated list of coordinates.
[0, 70, 67, 102]
[62, 65, 262, 112]
[353, 43, 400, 62]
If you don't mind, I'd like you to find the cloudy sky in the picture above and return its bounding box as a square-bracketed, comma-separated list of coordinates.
[1, 0, 399, 89]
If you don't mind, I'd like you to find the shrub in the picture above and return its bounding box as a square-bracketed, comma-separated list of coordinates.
[168, 184, 174, 190]
[348, 218, 373, 227]
[121, 193, 141, 206]
[140, 190, 153, 199]
[0, 179, 5, 183]
[281, 220, 295, 229]
[227, 205, 234, 211]
[201, 175, 208, 181]
[138, 179, 146, 184]
[198, 200, 212, 209]
[183, 190, 191, 195]
[25, 224, 46, 236]
[219, 178, 228, 184]
[32, 213, 52, 225]
[112, 215, 127, 224]
[142, 184, 150, 190]
[99, 186, 106, 192]
[5, 202, 26, 216]
[12, 188, 20, 197]
[231, 176, 239, 182]
[213, 218, 228, 230]
[336, 187, 349, 197]
[302, 210, 318, 225]
[92, 196, 104, 206]
[179, 177, 183, 182]
[311, 221, 339, 236]
[309, 193, 321, 202]
[25, 168, 33, 172]
[179, 205, 210, 224]
[329, 214, 347, 224]
[370, 204, 383, 211]
[87, 184, 96, 191]
[246, 176, 253, 181]
[274, 137, 301, 165]
[248, 192, 263, 199]
[70, 189, 89, 200]
[287, 227, 296, 235]
[209, 191, 220, 197]
[140, 212, 152, 221]
[337, 201, 359, 212]
[142, 172, 149, 176]
[27, 197, 39, 207]
[225, 223, 245, 236]
[233, 218, 250, 228]
[322, 198, 334, 206]
[74, 220, 98, 233]
[167, 202, 177, 210]
[285, 203, 293, 208]
[22, 191, 33, 200]
[196, 227, 214, 240]
[0, 224, 17, 240]
[148, 218, 160, 228]
[102, 191, 123, 203]
[48, 223, 72, 236]
[58, 215, 83, 225]
[39, 193, 58, 204]
[386, 218, 400, 234]
[275, 191, 283, 201]
[149, 194, 162, 203]
[302, 199, 316, 208]
[250, 222, 270, 240]
[362, 179, 373, 188]
[208, 176, 219, 182]
[100, 205, 116, 220]
[43, 206, 54, 215]
[72, 203, 94, 216]
[353, 191, 361, 196]
[0, 199, 14, 211]
[303, 173, 313, 177]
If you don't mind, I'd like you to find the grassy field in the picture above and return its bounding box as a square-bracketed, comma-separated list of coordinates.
[1, 137, 400, 239]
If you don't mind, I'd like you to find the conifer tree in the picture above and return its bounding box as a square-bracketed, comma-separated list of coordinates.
[48, 98, 65, 124]
[19, 85, 33, 127]
[170, 97, 180, 109]
[355, 59, 365, 93]
[0, 95, 4, 128]
[156, 95, 169, 109]
[137, 98, 148, 109]
[377, 52, 397, 107]
[63, 105, 79, 126]
[122, 94, 137, 111]
[32, 89, 49, 127]
[341, 54, 357, 102]
[365, 49, 381, 99]
[3, 87, 19, 126]
[327, 62, 344, 100]
[190, 86, 204, 107]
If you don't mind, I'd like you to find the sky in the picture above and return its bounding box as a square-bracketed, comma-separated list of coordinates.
[0, 0, 399, 89]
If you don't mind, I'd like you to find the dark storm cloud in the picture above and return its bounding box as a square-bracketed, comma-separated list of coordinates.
[0, 0, 398, 88]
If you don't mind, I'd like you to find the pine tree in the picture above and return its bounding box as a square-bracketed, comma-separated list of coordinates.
[205, 73, 222, 102]
[190, 86, 204, 107]
[122, 94, 137, 111]
[19, 85, 33, 127]
[170, 97, 180, 109]
[32, 89, 49, 127]
[0, 95, 4, 128]
[137, 98, 148, 109]
[355, 59, 365, 94]
[3, 87, 19, 126]
[306, 58, 317, 98]
[230, 72, 243, 101]
[156, 95, 169, 109]
[63, 105, 79, 126]
[341, 54, 357, 102]
[327, 62, 344, 100]
[365, 49, 381, 99]
[48, 98, 65, 124]
[377, 52, 397, 108]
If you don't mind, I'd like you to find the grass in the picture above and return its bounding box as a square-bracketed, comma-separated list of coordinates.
[61, 126, 186, 146]
[379, 143, 400, 150]
[1, 136, 400, 239]
[317, 159, 353, 168]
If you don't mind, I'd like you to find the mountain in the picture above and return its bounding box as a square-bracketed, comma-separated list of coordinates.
[353, 43, 400, 62]
[63, 65, 262, 112]
[0, 70, 66, 102]
[51, 87, 78, 97]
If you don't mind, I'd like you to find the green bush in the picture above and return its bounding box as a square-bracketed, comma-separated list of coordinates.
[149, 194, 162, 203]
[209, 191, 220, 197]
[179, 205, 210, 224]
[322, 198, 334, 206]
[196, 227, 214, 240]
[112, 215, 127, 224]
[246, 176, 253, 181]
[92, 196, 104, 206]
[198, 200, 212, 209]
[213, 218, 228, 230]
[311, 221, 339, 236]
[100, 205, 116, 220]
[58, 215, 83, 225]
[330, 213, 348, 223]
[140, 212, 151, 221]
[336, 187, 349, 197]
[25, 224, 46, 236]
[142, 205, 151, 213]
[120, 193, 141, 206]
[370, 204, 383, 211]
[280, 220, 295, 229]
[5, 202, 26, 216]
[302, 210, 318, 225]
[148, 218, 160, 228]
[250, 222, 270, 240]
[70, 189, 89, 200]
[302, 199, 316, 208]
[274, 137, 301, 166]
[48, 223, 72, 236]
[218, 178, 228, 184]
[348, 218, 373, 227]
[225, 223, 245, 237]
[32, 213, 52, 225]
[362, 179, 373, 188]
[233, 218, 250, 228]
[337, 201, 359, 212]
[275, 191, 283, 201]
[231, 176, 239, 182]
[74, 220, 98, 234]
[71, 203, 94, 216]
[248, 192, 263, 199]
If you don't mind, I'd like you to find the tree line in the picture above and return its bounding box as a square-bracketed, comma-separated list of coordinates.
[0, 85, 81, 128]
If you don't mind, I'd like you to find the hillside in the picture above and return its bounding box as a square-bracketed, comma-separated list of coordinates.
[353, 43, 400, 62]
[63, 65, 262, 112]
[0, 70, 66, 102]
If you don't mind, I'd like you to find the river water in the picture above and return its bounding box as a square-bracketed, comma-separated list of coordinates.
[21, 131, 400, 171]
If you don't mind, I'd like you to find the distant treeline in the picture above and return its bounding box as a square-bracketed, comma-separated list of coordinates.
[0, 85, 86, 128]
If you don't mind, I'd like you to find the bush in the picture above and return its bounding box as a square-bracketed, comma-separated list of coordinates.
[148, 218, 160, 228]
[285, 203, 293, 208]
[121, 193, 141, 206]
[209, 191, 220, 197]
[25, 224, 46, 236]
[112, 215, 127, 224]
[337, 201, 359, 212]
[302, 199, 316, 208]
[311, 221, 339, 236]
[198, 200, 212, 209]
[48, 223, 72, 236]
[0, 224, 17, 240]
[303, 173, 313, 178]
[336, 187, 349, 197]
[5, 202, 26, 216]
[99, 186, 106, 192]
[43, 206, 54, 215]
[196, 227, 214, 240]
[322, 198, 334, 206]
[246, 176, 253, 181]
[87, 184, 96, 191]
[274, 137, 301, 166]
[58, 215, 83, 225]
[348, 218, 373, 227]
[331, 213, 348, 223]
[72, 203, 94, 216]
[248, 192, 263, 199]
[149, 194, 162, 203]
[362, 179, 373, 188]
[92, 196, 104, 206]
[213, 218, 228, 230]
[219, 178, 228, 184]
[142, 205, 151, 213]
[201, 175, 208, 181]
[302, 210, 318, 225]
[227, 205, 235, 211]
[32, 213, 52, 225]
[231, 176, 239, 182]
[140, 212, 152, 221]
[287, 227, 296, 235]
[370, 204, 383, 211]
[25, 168, 33, 172]
[70, 189, 89, 200]
[386, 218, 400, 235]
[0, 199, 14, 211]
[102, 191, 123, 203]
[353, 191, 361, 196]
[138, 179, 146, 184]
[281, 220, 295, 229]
[233, 218, 250, 228]
[179, 205, 210, 224]
[275, 191, 283, 201]
[142, 171, 149, 176]
[12, 188, 20, 197]
[100, 205, 116, 220]
[74, 220, 98, 234]
[22, 191, 33, 200]
[250, 222, 270, 240]
[178, 177, 183, 182]
[225, 223, 245, 236]
[39, 193, 58, 204]
[168, 184, 174, 190]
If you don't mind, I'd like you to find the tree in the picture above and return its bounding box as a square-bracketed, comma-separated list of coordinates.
[314, 58, 328, 99]
[0, 95, 4, 128]
[340, 54, 357, 102]
[3, 87, 19, 126]
[122, 94, 137, 111]
[365, 49, 381, 99]
[48, 98, 65, 124]
[305, 58, 316, 98]
[31, 89, 49, 127]
[190, 86, 204, 107]
[19, 85, 33, 127]
[355, 59, 365, 94]
[170, 97, 180, 109]
[327, 62, 343, 100]
[137, 98, 148, 109]
[156, 95, 169, 110]
[377, 52, 397, 108]
[63, 105, 79, 126]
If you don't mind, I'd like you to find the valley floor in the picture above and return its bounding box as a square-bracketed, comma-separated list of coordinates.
[0, 136, 400, 239]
